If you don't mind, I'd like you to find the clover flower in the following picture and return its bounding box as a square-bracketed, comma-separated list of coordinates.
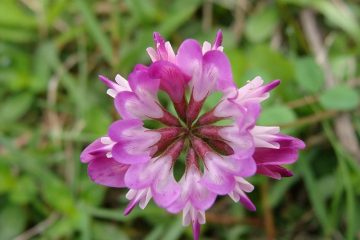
[80, 31, 305, 240]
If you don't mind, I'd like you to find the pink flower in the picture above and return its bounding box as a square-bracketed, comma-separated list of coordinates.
[81, 31, 305, 240]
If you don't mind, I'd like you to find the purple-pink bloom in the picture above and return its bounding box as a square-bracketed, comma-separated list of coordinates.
[81, 31, 305, 240]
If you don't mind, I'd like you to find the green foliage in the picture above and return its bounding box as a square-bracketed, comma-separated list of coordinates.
[294, 57, 324, 93]
[245, 6, 279, 43]
[320, 85, 359, 110]
[0, 0, 359, 239]
[259, 104, 297, 126]
[0, 205, 27, 240]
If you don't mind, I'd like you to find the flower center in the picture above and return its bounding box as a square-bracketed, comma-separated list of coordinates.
[150, 91, 234, 175]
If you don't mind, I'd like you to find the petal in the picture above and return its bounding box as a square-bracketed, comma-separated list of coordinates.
[80, 138, 107, 163]
[112, 142, 151, 164]
[99, 75, 120, 91]
[200, 157, 235, 195]
[214, 99, 244, 118]
[128, 65, 160, 96]
[256, 165, 293, 179]
[88, 157, 129, 187]
[202, 41, 212, 54]
[99, 75, 130, 98]
[124, 198, 137, 216]
[124, 163, 153, 189]
[149, 61, 189, 102]
[251, 126, 281, 149]
[212, 30, 223, 49]
[190, 183, 217, 211]
[253, 135, 305, 165]
[146, 47, 158, 62]
[115, 74, 131, 90]
[115, 91, 163, 119]
[236, 156, 257, 177]
[124, 156, 169, 189]
[238, 191, 256, 211]
[151, 169, 181, 208]
[262, 79, 281, 93]
[185, 166, 217, 211]
[254, 147, 299, 165]
[114, 91, 139, 119]
[176, 39, 203, 77]
[192, 221, 201, 240]
[108, 119, 143, 142]
[234, 77, 280, 105]
[203, 50, 234, 93]
[219, 126, 255, 157]
[235, 103, 261, 130]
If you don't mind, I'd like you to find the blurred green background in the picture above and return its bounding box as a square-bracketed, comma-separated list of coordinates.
[1, 0, 360, 239]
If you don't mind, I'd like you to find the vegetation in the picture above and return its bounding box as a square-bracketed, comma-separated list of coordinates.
[0, 0, 359, 239]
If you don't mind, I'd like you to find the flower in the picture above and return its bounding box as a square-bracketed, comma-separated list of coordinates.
[81, 31, 305, 240]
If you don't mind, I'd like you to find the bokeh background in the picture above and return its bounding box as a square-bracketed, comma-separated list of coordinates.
[1, 0, 360, 239]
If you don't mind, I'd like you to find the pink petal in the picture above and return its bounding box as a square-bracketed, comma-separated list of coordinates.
[128, 65, 160, 96]
[192, 221, 201, 240]
[108, 119, 143, 142]
[239, 192, 256, 211]
[213, 30, 223, 49]
[190, 183, 217, 211]
[176, 39, 203, 77]
[88, 157, 129, 188]
[168, 165, 217, 213]
[115, 91, 163, 119]
[236, 156, 257, 177]
[203, 50, 234, 93]
[80, 138, 107, 163]
[124, 198, 137, 216]
[149, 61, 189, 103]
[112, 142, 151, 164]
[257, 165, 293, 179]
[200, 158, 235, 195]
[99, 75, 119, 91]
[254, 135, 305, 165]
[124, 163, 153, 189]
[151, 170, 181, 208]
[254, 147, 299, 165]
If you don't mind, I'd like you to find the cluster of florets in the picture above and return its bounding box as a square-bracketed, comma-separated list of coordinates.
[81, 31, 304, 240]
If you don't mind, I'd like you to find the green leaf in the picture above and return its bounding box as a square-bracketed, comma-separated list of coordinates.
[294, 57, 324, 93]
[10, 176, 37, 205]
[258, 105, 297, 126]
[43, 218, 74, 239]
[269, 175, 299, 208]
[246, 45, 294, 82]
[297, 152, 331, 234]
[158, 0, 201, 36]
[32, 44, 51, 92]
[124, 0, 157, 23]
[84, 107, 112, 136]
[279, 0, 360, 41]
[0, 205, 27, 240]
[319, 85, 359, 110]
[162, 217, 184, 240]
[0, 93, 33, 124]
[0, 1, 37, 28]
[75, 0, 113, 63]
[144, 225, 165, 240]
[41, 176, 76, 215]
[0, 26, 37, 43]
[0, 163, 16, 193]
[226, 49, 247, 85]
[245, 7, 279, 43]
[93, 222, 129, 240]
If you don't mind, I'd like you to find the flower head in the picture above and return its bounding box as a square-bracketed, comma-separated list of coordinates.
[81, 31, 305, 240]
